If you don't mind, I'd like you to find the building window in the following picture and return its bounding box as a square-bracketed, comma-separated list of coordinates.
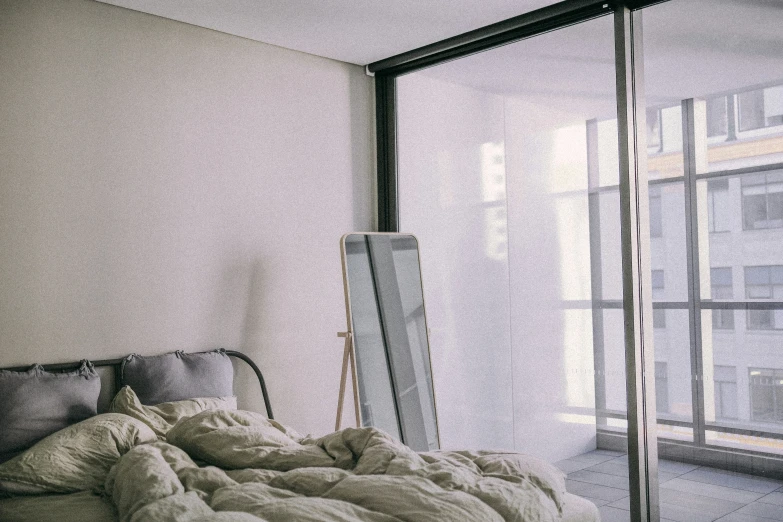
[749, 368, 783, 424]
[714, 365, 738, 420]
[649, 105, 683, 154]
[742, 171, 783, 230]
[738, 85, 783, 132]
[656, 362, 669, 414]
[649, 187, 662, 238]
[707, 179, 731, 233]
[711, 267, 734, 330]
[647, 108, 661, 151]
[652, 270, 666, 328]
[706, 96, 728, 137]
[653, 309, 666, 329]
[745, 266, 783, 330]
[651, 270, 665, 299]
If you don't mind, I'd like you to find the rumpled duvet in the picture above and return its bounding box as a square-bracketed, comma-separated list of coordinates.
[106, 409, 569, 522]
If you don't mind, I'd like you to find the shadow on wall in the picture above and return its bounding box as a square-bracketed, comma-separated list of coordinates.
[235, 259, 269, 414]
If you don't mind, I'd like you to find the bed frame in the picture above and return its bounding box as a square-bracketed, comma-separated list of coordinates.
[1, 350, 274, 419]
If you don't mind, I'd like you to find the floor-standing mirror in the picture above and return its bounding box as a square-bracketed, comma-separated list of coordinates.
[340, 233, 439, 451]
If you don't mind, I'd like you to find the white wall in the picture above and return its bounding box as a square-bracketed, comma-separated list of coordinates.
[0, 0, 375, 436]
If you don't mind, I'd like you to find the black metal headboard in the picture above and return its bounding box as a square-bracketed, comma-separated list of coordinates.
[1, 350, 274, 419]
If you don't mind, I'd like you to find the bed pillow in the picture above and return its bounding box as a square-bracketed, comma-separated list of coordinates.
[110, 385, 237, 438]
[0, 413, 157, 495]
[0, 361, 101, 463]
[121, 349, 234, 405]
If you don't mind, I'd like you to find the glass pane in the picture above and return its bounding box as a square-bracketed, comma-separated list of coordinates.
[645, 0, 783, 486]
[706, 96, 728, 137]
[649, 182, 688, 302]
[706, 309, 783, 456]
[647, 106, 685, 181]
[654, 309, 694, 442]
[707, 179, 731, 232]
[396, 14, 641, 513]
[603, 309, 628, 423]
[598, 191, 623, 301]
[647, 108, 661, 150]
[649, 187, 663, 238]
[396, 74, 513, 450]
[738, 90, 765, 132]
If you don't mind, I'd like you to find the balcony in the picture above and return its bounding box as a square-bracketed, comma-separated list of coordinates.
[560, 449, 783, 522]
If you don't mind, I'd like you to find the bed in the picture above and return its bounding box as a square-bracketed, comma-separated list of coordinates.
[0, 350, 599, 522]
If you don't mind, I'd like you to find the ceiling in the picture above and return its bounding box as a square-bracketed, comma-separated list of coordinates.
[93, 0, 783, 110]
[412, 0, 783, 121]
[94, 0, 562, 66]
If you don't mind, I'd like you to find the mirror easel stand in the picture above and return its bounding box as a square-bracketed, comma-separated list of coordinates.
[335, 330, 361, 430]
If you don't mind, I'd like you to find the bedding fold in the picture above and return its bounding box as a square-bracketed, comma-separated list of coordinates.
[108, 409, 571, 521]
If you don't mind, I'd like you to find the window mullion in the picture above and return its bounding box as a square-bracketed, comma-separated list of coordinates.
[615, 7, 659, 522]
[682, 98, 708, 447]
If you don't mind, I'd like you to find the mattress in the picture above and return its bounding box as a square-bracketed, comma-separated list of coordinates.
[0, 492, 599, 522]
[0, 491, 117, 522]
[561, 492, 601, 522]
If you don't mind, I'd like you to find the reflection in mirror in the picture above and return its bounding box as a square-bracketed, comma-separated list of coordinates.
[341, 233, 439, 451]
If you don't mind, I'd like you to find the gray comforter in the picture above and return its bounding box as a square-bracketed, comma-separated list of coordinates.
[106, 409, 572, 522]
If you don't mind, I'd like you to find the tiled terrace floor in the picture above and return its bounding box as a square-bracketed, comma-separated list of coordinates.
[557, 450, 783, 522]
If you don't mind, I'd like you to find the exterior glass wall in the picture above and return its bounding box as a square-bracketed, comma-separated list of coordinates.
[643, 0, 783, 459]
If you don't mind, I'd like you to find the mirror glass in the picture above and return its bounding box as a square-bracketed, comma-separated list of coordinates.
[341, 233, 439, 451]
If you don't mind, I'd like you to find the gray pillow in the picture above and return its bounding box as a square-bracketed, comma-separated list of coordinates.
[120, 350, 234, 405]
[0, 361, 100, 463]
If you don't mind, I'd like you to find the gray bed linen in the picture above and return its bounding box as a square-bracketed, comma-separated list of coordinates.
[121, 350, 233, 405]
[0, 361, 100, 463]
[0, 491, 117, 522]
